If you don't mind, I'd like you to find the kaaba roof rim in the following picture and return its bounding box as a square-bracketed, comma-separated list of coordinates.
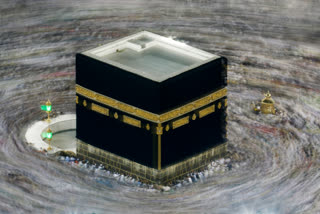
[81, 31, 220, 82]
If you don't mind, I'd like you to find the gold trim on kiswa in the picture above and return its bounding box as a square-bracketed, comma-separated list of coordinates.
[156, 123, 163, 135]
[165, 124, 170, 131]
[172, 116, 190, 129]
[91, 103, 109, 116]
[199, 105, 215, 118]
[158, 134, 161, 170]
[76, 85, 158, 122]
[123, 115, 141, 128]
[192, 113, 197, 120]
[76, 84, 227, 123]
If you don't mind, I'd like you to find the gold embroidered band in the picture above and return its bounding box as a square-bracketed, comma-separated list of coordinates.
[123, 115, 141, 128]
[76, 84, 227, 123]
[199, 105, 215, 118]
[172, 116, 190, 129]
[91, 103, 109, 116]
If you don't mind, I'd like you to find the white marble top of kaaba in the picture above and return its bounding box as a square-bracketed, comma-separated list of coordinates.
[82, 31, 220, 82]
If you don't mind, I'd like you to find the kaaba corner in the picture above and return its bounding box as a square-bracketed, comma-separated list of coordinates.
[75, 31, 228, 184]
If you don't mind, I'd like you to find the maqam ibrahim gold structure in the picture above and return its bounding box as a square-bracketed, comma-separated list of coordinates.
[260, 91, 276, 114]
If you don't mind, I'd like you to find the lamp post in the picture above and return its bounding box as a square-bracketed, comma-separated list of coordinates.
[46, 128, 53, 151]
[41, 100, 52, 123]
[40, 99, 53, 151]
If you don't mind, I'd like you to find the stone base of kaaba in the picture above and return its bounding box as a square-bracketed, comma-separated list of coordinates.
[77, 139, 227, 184]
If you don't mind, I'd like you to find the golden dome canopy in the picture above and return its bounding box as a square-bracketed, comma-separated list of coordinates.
[260, 91, 275, 114]
[261, 91, 275, 104]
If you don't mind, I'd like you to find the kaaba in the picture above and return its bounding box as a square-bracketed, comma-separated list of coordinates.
[75, 31, 227, 184]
